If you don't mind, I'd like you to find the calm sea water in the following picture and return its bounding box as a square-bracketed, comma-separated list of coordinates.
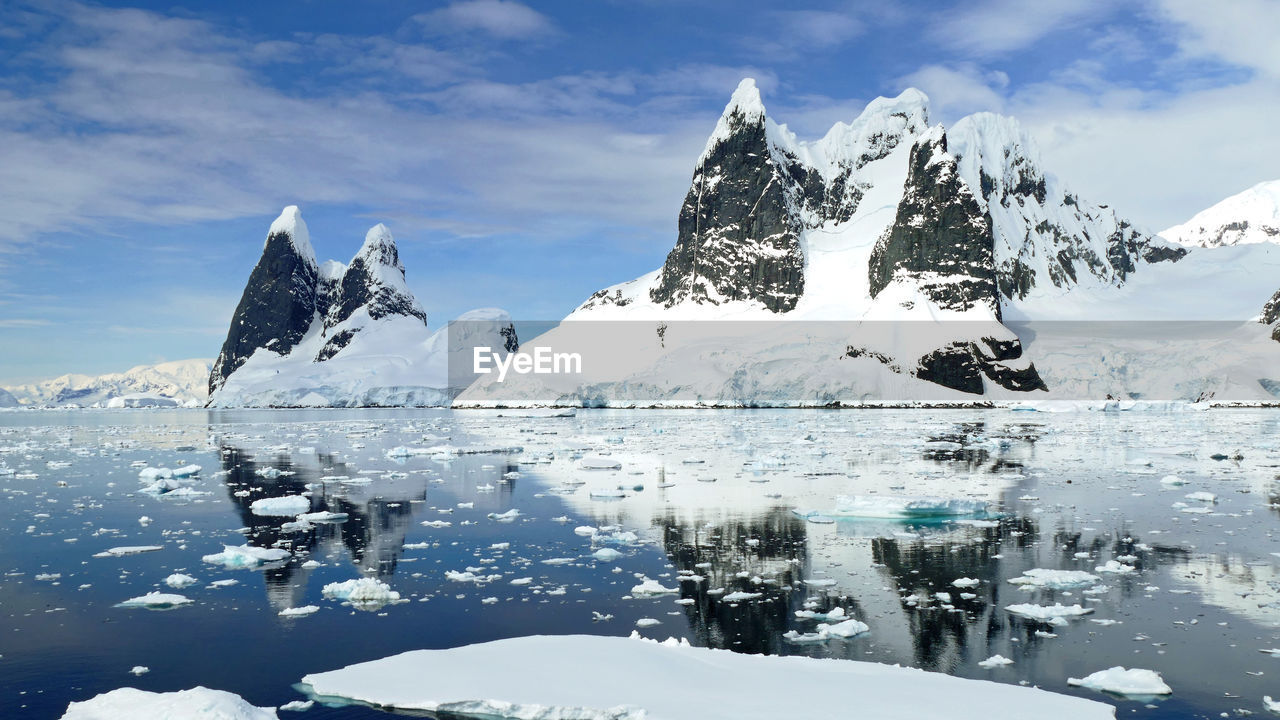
[2, 407, 1279, 719]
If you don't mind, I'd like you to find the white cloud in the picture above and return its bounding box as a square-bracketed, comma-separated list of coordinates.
[1154, 0, 1280, 77]
[772, 10, 864, 49]
[930, 0, 1115, 56]
[896, 63, 1007, 123]
[415, 0, 557, 40]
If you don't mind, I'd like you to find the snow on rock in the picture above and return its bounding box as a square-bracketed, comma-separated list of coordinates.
[61, 686, 278, 720]
[202, 545, 291, 569]
[298, 634, 1114, 719]
[322, 578, 401, 610]
[249, 496, 311, 517]
[1067, 667, 1172, 697]
[1162, 180, 1280, 248]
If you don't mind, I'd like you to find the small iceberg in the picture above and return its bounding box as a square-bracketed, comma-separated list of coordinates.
[322, 578, 402, 611]
[250, 495, 311, 517]
[61, 686, 278, 719]
[115, 591, 192, 609]
[1068, 667, 1172, 698]
[1007, 569, 1100, 589]
[202, 544, 291, 569]
[1005, 603, 1094, 624]
[826, 495, 989, 519]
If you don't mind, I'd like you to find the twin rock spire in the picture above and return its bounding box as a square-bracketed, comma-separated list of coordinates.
[208, 207, 426, 394]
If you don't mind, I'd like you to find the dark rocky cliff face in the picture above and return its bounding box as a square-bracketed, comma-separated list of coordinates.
[862, 129, 1045, 394]
[868, 129, 1002, 319]
[1262, 288, 1280, 342]
[649, 107, 805, 313]
[317, 226, 428, 362]
[209, 225, 318, 394]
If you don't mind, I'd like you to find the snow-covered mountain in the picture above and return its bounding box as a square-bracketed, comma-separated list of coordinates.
[1161, 180, 1280, 248]
[457, 79, 1280, 406]
[2, 359, 212, 408]
[208, 207, 518, 407]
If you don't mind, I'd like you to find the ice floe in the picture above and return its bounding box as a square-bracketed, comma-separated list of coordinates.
[202, 544, 291, 569]
[297, 634, 1112, 719]
[1067, 667, 1172, 698]
[61, 687, 278, 720]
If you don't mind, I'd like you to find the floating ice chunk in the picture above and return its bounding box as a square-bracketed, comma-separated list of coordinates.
[817, 618, 870, 638]
[1264, 696, 1280, 713]
[202, 544, 291, 569]
[978, 655, 1014, 669]
[721, 591, 762, 602]
[61, 686, 278, 720]
[636, 618, 661, 628]
[953, 578, 981, 588]
[1067, 667, 1172, 697]
[829, 495, 989, 519]
[171, 465, 202, 478]
[297, 511, 348, 523]
[589, 487, 626, 499]
[593, 548, 623, 562]
[487, 509, 521, 522]
[631, 577, 678, 596]
[446, 570, 503, 583]
[130, 666, 150, 676]
[1004, 603, 1094, 623]
[1184, 491, 1216, 503]
[250, 496, 310, 517]
[574, 526, 598, 537]
[279, 700, 314, 712]
[138, 467, 173, 481]
[1095, 560, 1136, 574]
[115, 592, 192, 609]
[322, 578, 402, 610]
[579, 455, 621, 470]
[93, 546, 163, 558]
[279, 605, 320, 618]
[1159, 475, 1187, 486]
[1008, 569, 1100, 589]
[165, 573, 197, 588]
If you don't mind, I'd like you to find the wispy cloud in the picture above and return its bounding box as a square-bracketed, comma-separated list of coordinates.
[414, 0, 558, 40]
[928, 0, 1116, 56]
[0, 318, 51, 328]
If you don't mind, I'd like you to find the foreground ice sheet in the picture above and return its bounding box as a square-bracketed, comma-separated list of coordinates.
[61, 686, 278, 720]
[300, 634, 1114, 720]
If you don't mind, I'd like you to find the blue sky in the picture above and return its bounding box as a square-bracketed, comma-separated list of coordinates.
[1, 0, 1278, 384]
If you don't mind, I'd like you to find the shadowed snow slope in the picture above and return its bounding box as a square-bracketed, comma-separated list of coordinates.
[300, 634, 1114, 720]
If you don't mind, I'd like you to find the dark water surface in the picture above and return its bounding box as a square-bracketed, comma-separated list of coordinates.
[2, 408, 1279, 719]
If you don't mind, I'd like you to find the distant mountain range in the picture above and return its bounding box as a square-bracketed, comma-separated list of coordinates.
[2, 359, 211, 408]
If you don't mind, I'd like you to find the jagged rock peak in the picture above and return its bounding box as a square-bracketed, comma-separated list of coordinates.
[699, 78, 768, 162]
[868, 125, 1002, 318]
[209, 206, 321, 394]
[266, 205, 317, 267]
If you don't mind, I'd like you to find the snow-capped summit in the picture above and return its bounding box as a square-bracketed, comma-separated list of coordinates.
[318, 223, 428, 362]
[949, 113, 1185, 299]
[210, 206, 322, 393]
[266, 205, 317, 267]
[1161, 180, 1280, 248]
